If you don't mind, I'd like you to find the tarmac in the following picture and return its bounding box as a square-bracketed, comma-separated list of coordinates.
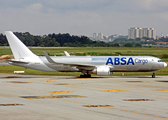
[0, 73, 168, 120]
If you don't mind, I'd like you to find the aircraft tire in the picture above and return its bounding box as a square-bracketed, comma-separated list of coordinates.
[80, 74, 91, 78]
[152, 75, 155, 78]
[87, 74, 91, 78]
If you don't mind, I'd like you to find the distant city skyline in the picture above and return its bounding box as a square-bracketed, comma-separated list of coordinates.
[128, 27, 156, 39]
[0, 1, 168, 36]
[90, 32, 128, 42]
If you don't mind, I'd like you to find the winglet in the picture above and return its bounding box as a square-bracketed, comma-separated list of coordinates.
[64, 51, 70, 56]
[43, 51, 55, 63]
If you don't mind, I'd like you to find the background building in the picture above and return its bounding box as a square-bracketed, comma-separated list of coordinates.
[92, 33, 103, 40]
[98, 33, 103, 40]
[93, 33, 98, 40]
[128, 27, 142, 39]
[128, 27, 156, 39]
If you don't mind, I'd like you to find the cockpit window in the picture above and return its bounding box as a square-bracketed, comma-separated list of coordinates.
[158, 60, 163, 62]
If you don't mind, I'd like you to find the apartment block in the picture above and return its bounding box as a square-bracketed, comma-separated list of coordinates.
[128, 27, 156, 39]
[92, 33, 103, 40]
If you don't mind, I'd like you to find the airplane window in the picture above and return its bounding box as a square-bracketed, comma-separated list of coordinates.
[158, 60, 163, 62]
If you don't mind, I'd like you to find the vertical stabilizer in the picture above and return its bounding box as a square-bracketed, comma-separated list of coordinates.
[5, 31, 36, 59]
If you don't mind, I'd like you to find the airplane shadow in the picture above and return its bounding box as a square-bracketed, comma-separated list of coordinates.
[1, 76, 41, 79]
[156, 80, 168, 83]
[77, 76, 156, 79]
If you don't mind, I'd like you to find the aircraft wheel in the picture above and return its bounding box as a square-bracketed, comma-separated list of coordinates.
[80, 75, 85, 78]
[80, 74, 91, 78]
[87, 74, 91, 78]
[152, 75, 155, 78]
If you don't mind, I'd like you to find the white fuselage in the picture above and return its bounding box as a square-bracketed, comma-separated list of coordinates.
[9, 56, 166, 72]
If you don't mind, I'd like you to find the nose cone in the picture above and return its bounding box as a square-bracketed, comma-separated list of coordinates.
[164, 62, 167, 68]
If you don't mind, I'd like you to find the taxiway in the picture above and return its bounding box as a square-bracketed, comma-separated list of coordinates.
[0, 74, 168, 120]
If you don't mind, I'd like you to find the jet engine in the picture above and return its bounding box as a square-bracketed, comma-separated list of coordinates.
[92, 66, 111, 76]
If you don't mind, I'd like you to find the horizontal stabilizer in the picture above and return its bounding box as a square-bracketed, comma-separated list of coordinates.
[8, 59, 29, 64]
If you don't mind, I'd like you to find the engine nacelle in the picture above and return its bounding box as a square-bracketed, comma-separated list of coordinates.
[96, 66, 110, 76]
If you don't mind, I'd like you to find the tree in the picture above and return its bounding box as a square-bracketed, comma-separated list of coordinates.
[0, 33, 7, 46]
[1, 32, 127, 47]
[135, 43, 142, 47]
[123, 42, 133, 47]
[112, 43, 120, 47]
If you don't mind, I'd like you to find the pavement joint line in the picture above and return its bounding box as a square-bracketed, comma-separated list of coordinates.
[76, 102, 81, 104]
[29, 79, 70, 83]
[110, 107, 168, 119]
[41, 80, 56, 83]
[72, 84, 168, 99]
[22, 77, 168, 119]
[57, 97, 168, 119]
[151, 89, 168, 91]
[126, 92, 168, 99]
[49, 91, 73, 94]
[40, 94, 168, 119]
[72, 85, 104, 90]
[102, 90, 126, 92]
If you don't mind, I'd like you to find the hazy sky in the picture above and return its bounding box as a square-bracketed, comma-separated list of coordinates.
[0, 0, 168, 37]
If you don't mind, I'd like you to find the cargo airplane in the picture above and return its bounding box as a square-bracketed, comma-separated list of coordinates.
[5, 31, 167, 78]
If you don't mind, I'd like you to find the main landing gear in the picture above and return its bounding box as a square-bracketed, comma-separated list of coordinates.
[152, 71, 156, 78]
[80, 71, 91, 78]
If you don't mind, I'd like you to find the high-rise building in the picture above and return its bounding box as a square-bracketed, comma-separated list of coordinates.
[98, 33, 103, 40]
[128, 27, 156, 39]
[150, 28, 156, 39]
[93, 33, 98, 40]
[128, 27, 142, 39]
[142, 28, 149, 37]
[92, 33, 103, 40]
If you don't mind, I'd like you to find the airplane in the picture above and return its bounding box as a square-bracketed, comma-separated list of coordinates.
[5, 31, 167, 78]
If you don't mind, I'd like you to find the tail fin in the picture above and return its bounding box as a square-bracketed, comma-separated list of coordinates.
[5, 31, 36, 59]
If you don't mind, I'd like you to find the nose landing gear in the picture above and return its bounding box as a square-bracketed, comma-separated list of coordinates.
[152, 71, 156, 78]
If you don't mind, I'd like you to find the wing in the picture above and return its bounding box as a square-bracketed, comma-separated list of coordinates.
[43, 51, 96, 71]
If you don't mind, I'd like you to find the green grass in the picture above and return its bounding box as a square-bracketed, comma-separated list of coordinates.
[0, 66, 81, 76]
[1, 47, 168, 56]
[1, 47, 168, 61]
